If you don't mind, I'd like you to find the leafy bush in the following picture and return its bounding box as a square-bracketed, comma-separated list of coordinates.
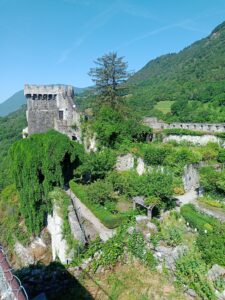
[161, 225, 184, 246]
[86, 180, 114, 205]
[107, 169, 173, 204]
[75, 148, 116, 182]
[127, 230, 157, 268]
[92, 105, 152, 148]
[165, 147, 202, 167]
[200, 166, 225, 195]
[175, 250, 216, 300]
[144, 145, 171, 165]
[200, 143, 219, 162]
[218, 148, 225, 163]
[196, 225, 225, 266]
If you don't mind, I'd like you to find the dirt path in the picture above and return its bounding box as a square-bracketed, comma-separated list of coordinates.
[175, 190, 198, 205]
[65, 189, 115, 241]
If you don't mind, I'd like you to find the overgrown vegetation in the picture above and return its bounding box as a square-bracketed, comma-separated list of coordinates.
[127, 21, 225, 122]
[0, 184, 30, 248]
[0, 107, 27, 191]
[10, 130, 84, 235]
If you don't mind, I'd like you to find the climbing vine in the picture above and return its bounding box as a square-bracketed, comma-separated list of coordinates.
[10, 130, 84, 235]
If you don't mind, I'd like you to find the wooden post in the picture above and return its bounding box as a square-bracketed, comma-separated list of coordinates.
[147, 208, 152, 219]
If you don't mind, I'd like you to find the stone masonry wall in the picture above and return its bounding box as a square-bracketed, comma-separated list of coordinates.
[24, 84, 81, 141]
[144, 117, 225, 133]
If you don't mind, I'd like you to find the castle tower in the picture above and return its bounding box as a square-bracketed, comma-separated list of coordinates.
[23, 84, 81, 140]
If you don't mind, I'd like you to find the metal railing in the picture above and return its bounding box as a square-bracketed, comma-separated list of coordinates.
[0, 245, 29, 300]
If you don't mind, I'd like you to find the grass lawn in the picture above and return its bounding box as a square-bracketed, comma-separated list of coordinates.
[83, 260, 187, 300]
[154, 101, 175, 114]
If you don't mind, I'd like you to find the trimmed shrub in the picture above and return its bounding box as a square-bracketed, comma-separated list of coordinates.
[180, 204, 220, 233]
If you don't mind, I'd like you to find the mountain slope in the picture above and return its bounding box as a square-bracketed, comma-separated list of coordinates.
[0, 90, 26, 117]
[0, 106, 27, 190]
[128, 21, 225, 122]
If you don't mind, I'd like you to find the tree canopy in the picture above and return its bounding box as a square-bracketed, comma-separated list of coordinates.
[89, 52, 130, 106]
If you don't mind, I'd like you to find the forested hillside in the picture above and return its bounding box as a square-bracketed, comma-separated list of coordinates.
[0, 107, 26, 190]
[128, 21, 225, 122]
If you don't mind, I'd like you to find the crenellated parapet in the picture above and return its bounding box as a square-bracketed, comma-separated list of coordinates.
[144, 117, 225, 133]
[24, 84, 74, 99]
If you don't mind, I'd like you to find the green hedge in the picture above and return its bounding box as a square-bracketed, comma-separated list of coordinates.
[180, 204, 220, 233]
[163, 128, 204, 136]
[69, 181, 128, 229]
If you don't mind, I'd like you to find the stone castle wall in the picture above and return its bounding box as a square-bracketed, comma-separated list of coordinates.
[144, 117, 225, 133]
[24, 84, 81, 140]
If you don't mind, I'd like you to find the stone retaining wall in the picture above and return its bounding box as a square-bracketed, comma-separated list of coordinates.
[144, 117, 225, 133]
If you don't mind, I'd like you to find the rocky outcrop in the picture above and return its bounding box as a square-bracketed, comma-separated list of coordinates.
[84, 133, 97, 153]
[182, 164, 199, 192]
[14, 235, 51, 267]
[136, 157, 145, 175]
[47, 206, 72, 264]
[115, 154, 134, 171]
[154, 245, 188, 271]
[207, 265, 225, 281]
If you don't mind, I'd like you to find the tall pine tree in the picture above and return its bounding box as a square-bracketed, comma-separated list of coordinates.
[89, 52, 130, 106]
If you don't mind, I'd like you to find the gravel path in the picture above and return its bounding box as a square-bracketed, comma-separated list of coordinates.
[65, 189, 115, 241]
[175, 190, 198, 205]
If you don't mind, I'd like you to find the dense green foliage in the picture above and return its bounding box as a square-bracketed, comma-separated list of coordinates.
[70, 181, 128, 229]
[180, 204, 220, 233]
[0, 107, 27, 191]
[127, 21, 225, 122]
[11, 130, 84, 234]
[87, 105, 151, 148]
[0, 184, 30, 248]
[175, 250, 216, 300]
[181, 204, 225, 267]
[196, 225, 225, 267]
[75, 148, 116, 182]
[200, 166, 225, 196]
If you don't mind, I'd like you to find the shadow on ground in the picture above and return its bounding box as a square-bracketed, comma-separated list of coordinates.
[14, 261, 93, 300]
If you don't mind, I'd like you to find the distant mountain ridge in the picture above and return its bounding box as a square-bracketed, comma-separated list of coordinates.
[128, 20, 225, 122]
[0, 86, 90, 117]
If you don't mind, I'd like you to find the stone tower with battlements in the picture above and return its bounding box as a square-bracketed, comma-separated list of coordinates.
[23, 84, 81, 141]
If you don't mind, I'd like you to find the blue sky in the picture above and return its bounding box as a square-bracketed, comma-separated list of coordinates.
[1, 0, 225, 102]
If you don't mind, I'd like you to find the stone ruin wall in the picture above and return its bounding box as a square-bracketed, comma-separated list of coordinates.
[24, 84, 81, 140]
[144, 117, 225, 133]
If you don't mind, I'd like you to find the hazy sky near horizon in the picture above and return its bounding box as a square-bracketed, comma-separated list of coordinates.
[0, 0, 225, 102]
